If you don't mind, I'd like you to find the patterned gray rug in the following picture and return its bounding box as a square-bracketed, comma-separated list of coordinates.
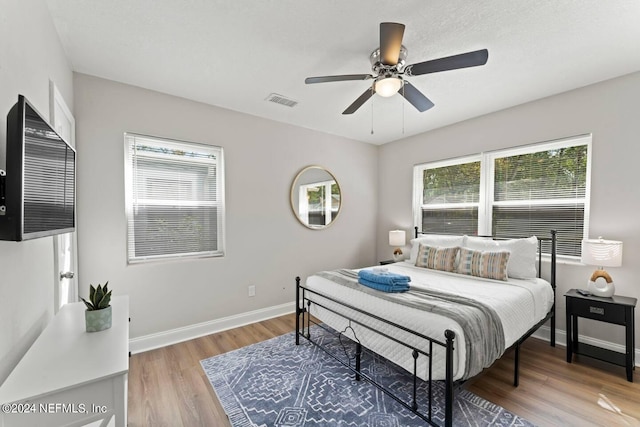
[201, 326, 534, 427]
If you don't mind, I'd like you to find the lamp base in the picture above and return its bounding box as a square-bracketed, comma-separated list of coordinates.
[587, 280, 615, 297]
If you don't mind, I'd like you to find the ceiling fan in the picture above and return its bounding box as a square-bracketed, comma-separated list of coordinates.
[305, 22, 488, 115]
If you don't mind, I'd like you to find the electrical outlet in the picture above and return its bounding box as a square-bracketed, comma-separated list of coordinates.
[248, 285, 256, 297]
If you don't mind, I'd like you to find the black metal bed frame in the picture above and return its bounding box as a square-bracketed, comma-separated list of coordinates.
[295, 229, 557, 427]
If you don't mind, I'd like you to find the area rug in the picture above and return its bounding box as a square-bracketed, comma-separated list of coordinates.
[201, 326, 534, 427]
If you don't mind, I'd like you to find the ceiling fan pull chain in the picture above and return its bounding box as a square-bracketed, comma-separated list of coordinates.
[371, 94, 374, 134]
[402, 84, 405, 134]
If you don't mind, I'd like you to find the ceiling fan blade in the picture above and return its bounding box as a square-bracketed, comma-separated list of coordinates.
[380, 22, 405, 65]
[400, 81, 435, 112]
[305, 74, 373, 84]
[406, 49, 488, 76]
[342, 87, 375, 115]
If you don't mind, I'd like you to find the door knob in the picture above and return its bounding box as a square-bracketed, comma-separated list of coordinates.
[60, 271, 75, 280]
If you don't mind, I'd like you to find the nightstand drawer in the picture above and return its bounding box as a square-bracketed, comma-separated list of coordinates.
[570, 298, 625, 324]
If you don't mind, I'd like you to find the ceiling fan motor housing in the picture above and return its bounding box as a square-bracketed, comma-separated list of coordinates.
[370, 45, 407, 73]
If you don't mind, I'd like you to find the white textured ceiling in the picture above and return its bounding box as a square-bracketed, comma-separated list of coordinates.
[45, 0, 640, 145]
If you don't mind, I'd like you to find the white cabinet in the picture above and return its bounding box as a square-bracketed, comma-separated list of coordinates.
[0, 296, 129, 427]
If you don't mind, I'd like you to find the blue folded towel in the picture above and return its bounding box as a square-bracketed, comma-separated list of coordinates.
[357, 269, 411, 286]
[358, 278, 410, 293]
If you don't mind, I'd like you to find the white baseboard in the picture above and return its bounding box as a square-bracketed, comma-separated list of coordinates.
[532, 326, 639, 367]
[130, 306, 639, 369]
[129, 301, 295, 354]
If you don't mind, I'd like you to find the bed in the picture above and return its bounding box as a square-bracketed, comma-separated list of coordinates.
[295, 229, 556, 427]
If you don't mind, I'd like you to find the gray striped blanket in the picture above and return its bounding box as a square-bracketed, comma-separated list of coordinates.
[313, 269, 505, 379]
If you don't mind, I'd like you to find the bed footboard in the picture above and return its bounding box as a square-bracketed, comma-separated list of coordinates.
[295, 276, 456, 427]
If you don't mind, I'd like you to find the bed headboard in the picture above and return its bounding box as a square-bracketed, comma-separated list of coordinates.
[413, 227, 557, 290]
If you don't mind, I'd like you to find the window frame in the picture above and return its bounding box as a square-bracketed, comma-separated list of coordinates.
[412, 154, 483, 235]
[124, 132, 225, 264]
[413, 134, 592, 259]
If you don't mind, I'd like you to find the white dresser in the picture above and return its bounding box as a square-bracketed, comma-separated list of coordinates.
[0, 296, 129, 427]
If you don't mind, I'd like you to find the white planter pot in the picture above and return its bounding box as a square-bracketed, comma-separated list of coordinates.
[85, 306, 112, 332]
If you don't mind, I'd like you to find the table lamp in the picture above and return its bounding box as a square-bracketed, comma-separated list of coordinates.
[581, 237, 623, 297]
[389, 230, 406, 262]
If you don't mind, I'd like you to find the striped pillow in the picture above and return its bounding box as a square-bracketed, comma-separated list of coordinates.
[415, 244, 459, 272]
[457, 247, 510, 281]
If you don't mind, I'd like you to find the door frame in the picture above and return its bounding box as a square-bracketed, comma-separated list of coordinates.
[49, 80, 78, 312]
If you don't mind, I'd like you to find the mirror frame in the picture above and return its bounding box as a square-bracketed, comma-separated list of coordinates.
[290, 165, 342, 229]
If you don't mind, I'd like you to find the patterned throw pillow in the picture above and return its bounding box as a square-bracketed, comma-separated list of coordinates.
[457, 247, 510, 281]
[415, 244, 459, 272]
[462, 236, 537, 279]
[408, 235, 465, 264]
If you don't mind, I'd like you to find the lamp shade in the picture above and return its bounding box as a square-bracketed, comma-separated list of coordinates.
[375, 77, 403, 97]
[581, 238, 623, 267]
[389, 230, 406, 247]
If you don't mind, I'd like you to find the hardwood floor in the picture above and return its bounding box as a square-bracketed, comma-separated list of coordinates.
[466, 339, 640, 426]
[128, 314, 640, 426]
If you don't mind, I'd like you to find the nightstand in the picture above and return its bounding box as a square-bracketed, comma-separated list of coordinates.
[565, 289, 636, 382]
[379, 260, 395, 265]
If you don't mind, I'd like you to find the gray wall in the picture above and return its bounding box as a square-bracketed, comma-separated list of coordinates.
[0, 0, 74, 383]
[377, 71, 640, 346]
[73, 73, 378, 339]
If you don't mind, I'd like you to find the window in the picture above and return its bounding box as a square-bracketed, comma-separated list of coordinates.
[297, 180, 340, 227]
[124, 133, 225, 263]
[415, 155, 482, 235]
[414, 135, 591, 257]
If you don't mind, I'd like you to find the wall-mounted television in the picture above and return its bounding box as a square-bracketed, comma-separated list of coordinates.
[0, 95, 76, 241]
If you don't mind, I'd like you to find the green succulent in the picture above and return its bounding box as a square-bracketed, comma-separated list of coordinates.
[81, 282, 112, 311]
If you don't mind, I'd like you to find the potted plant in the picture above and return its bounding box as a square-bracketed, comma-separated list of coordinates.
[81, 282, 112, 332]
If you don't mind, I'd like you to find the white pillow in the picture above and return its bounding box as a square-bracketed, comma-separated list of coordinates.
[408, 234, 465, 264]
[462, 235, 538, 279]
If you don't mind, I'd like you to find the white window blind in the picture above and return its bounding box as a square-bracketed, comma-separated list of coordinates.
[124, 133, 225, 263]
[414, 155, 481, 235]
[489, 140, 589, 257]
[414, 135, 591, 257]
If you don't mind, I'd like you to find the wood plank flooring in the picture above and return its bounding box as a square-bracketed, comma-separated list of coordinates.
[128, 314, 640, 426]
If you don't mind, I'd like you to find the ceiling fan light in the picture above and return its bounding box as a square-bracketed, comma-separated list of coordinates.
[375, 77, 402, 97]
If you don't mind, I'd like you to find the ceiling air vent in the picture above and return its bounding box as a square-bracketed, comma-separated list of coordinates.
[265, 93, 298, 108]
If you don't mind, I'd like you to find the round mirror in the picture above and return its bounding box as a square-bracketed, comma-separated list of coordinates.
[290, 166, 341, 229]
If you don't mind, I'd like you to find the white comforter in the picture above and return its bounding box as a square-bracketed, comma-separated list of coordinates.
[304, 262, 554, 381]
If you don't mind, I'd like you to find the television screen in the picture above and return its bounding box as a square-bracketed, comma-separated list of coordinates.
[0, 95, 75, 241]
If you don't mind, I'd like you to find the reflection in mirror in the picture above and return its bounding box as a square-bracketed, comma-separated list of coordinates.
[290, 166, 341, 229]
